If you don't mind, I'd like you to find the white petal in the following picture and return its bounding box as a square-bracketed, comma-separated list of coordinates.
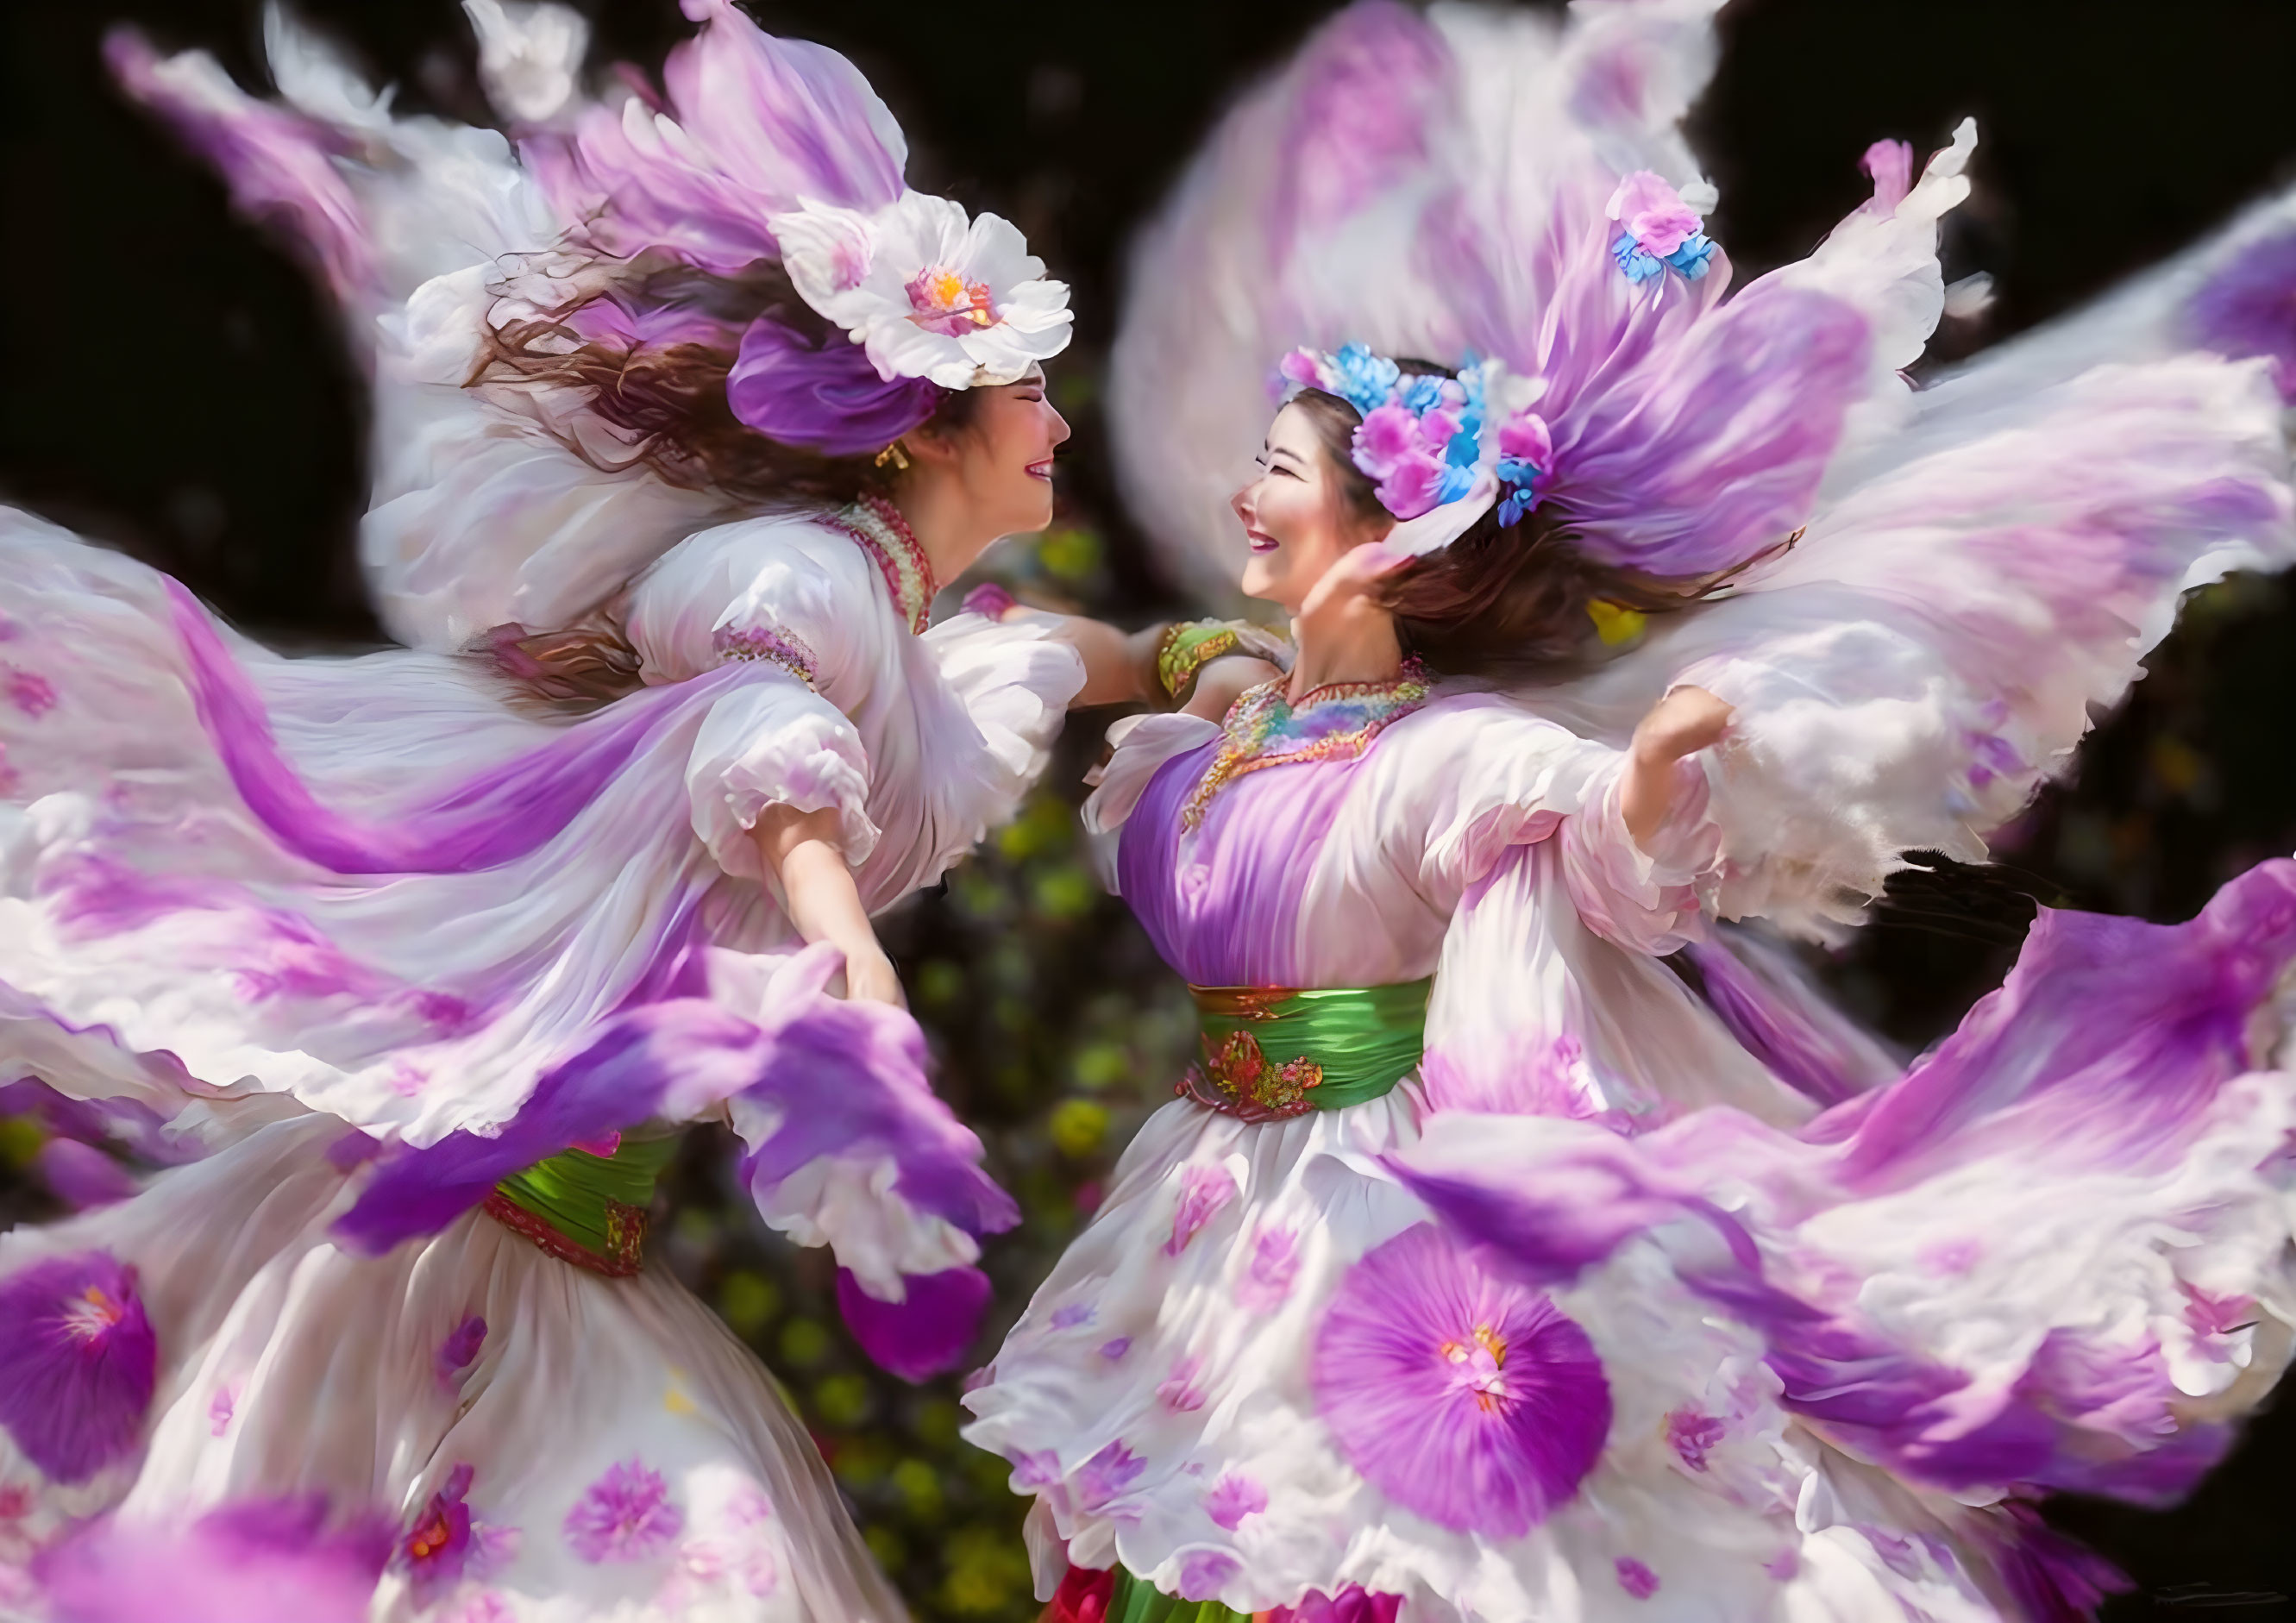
[770, 201, 881, 314]
[867, 320, 977, 388]
[956, 211, 1044, 291]
[994, 279, 1073, 335]
[874, 191, 972, 273]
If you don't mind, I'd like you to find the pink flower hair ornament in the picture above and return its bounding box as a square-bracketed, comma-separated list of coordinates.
[1276, 345, 1551, 557]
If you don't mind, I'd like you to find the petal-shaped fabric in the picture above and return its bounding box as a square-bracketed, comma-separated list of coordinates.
[1395, 858, 2296, 1506]
[523, 0, 905, 273]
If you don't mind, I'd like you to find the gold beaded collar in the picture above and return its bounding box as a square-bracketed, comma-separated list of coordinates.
[830, 496, 937, 634]
[1180, 661, 1434, 830]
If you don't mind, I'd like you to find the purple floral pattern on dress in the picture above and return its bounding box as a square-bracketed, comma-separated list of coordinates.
[3, 667, 56, 719]
[1157, 1355, 1208, 1413]
[1665, 1408, 1726, 1473]
[435, 1315, 486, 1393]
[1311, 1224, 1609, 1537]
[1203, 1472, 1267, 1531]
[1615, 1557, 1660, 1599]
[563, 1458, 683, 1563]
[401, 1463, 478, 1601]
[1166, 1162, 1239, 1256]
[1177, 1550, 1241, 1602]
[0, 1250, 158, 1483]
[1075, 1441, 1145, 1510]
[1236, 1225, 1301, 1312]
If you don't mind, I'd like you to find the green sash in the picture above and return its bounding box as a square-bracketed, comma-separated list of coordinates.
[486, 1133, 677, 1275]
[1107, 1570, 1252, 1623]
[1186, 979, 1431, 1118]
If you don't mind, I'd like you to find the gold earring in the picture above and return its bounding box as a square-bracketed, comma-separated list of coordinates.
[874, 442, 910, 470]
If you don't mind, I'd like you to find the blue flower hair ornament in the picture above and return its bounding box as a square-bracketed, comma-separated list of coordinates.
[1277, 344, 1550, 556]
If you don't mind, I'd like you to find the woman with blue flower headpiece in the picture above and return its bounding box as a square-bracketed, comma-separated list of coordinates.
[962, 3, 2296, 1620]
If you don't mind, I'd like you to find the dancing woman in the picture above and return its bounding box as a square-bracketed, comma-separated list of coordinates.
[0, 3, 1144, 1618]
[963, 3, 2296, 1618]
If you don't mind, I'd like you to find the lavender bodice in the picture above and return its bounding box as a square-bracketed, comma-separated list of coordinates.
[1109, 695, 1656, 990]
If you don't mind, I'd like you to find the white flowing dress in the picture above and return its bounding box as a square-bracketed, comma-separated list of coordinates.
[0, 500, 1082, 1622]
[963, 685, 2296, 1623]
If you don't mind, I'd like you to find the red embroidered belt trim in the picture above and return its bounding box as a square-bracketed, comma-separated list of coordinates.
[480, 1190, 649, 1278]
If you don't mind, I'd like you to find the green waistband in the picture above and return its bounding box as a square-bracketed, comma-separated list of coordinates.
[487, 1133, 678, 1275]
[1187, 978, 1431, 1118]
[1107, 1570, 1250, 1623]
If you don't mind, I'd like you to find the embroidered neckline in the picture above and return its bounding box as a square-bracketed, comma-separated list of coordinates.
[1179, 660, 1433, 830]
[831, 496, 937, 634]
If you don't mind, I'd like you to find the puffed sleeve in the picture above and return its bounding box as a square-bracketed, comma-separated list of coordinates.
[1399, 701, 1717, 957]
[624, 517, 887, 880]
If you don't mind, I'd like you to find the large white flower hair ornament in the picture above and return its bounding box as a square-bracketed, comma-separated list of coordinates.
[771, 191, 1074, 389]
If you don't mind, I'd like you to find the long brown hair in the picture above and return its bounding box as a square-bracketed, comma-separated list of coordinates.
[467, 254, 986, 711]
[1284, 383, 1716, 680]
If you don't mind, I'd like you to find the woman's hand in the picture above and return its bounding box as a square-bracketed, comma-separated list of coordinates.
[838, 943, 906, 1008]
[750, 805, 907, 1007]
[1622, 685, 1733, 849]
[1632, 685, 1734, 765]
[1295, 537, 1405, 636]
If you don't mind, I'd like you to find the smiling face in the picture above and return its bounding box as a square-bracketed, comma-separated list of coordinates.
[1233, 399, 1390, 614]
[914, 365, 1070, 570]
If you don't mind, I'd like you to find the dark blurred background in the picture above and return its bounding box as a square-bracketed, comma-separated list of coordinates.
[4, 0, 2296, 1616]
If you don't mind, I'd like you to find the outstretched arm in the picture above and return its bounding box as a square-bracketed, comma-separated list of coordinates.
[750, 805, 904, 1006]
[1623, 685, 1734, 850]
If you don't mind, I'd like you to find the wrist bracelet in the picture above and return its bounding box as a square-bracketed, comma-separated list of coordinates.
[1155, 621, 1243, 705]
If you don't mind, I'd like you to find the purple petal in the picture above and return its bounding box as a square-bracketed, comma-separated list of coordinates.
[523, 0, 903, 274]
[835, 1266, 991, 1382]
[562, 1457, 681, 1564]
[2186, 230, 2296, 402]
[1555, 280, 1871, 577]
[0, 1252, 158, 1483]
[727, 315, 940, 456]
[105, 29, 371, 302]
[35, 1141, 137, 1210]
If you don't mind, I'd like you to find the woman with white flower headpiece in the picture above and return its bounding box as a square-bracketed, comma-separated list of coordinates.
[0, 3, 1157, 1618]
[962, 3, 2296, 1620]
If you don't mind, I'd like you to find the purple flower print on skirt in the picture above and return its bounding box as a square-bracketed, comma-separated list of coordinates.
[1665, 1407, 1726, 1472]
[1157, 1354, 1208, 1413]
[1176, 1550, 1240, 1602]
[1166, 1162, 1239, 1255]
[400, 1463, 477, 1601]
[434, 1314, 486, 1393]
[1075, 1441, 1145, 1512]
[1202, 1472, 1267, 1531]
[3, 666, 57, 718]
[1311, 1223, 1610, 1537]
[1277, 1588, 1402, 1623]
[1235, 1224, 1301, 1312]
[0, 1251, 158, 1483]
[563, 1458, 683, 1563]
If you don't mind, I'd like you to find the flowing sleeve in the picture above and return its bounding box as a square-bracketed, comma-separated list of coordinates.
[625, 519, 888, 880]
[1406, 703, 1716, 958]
